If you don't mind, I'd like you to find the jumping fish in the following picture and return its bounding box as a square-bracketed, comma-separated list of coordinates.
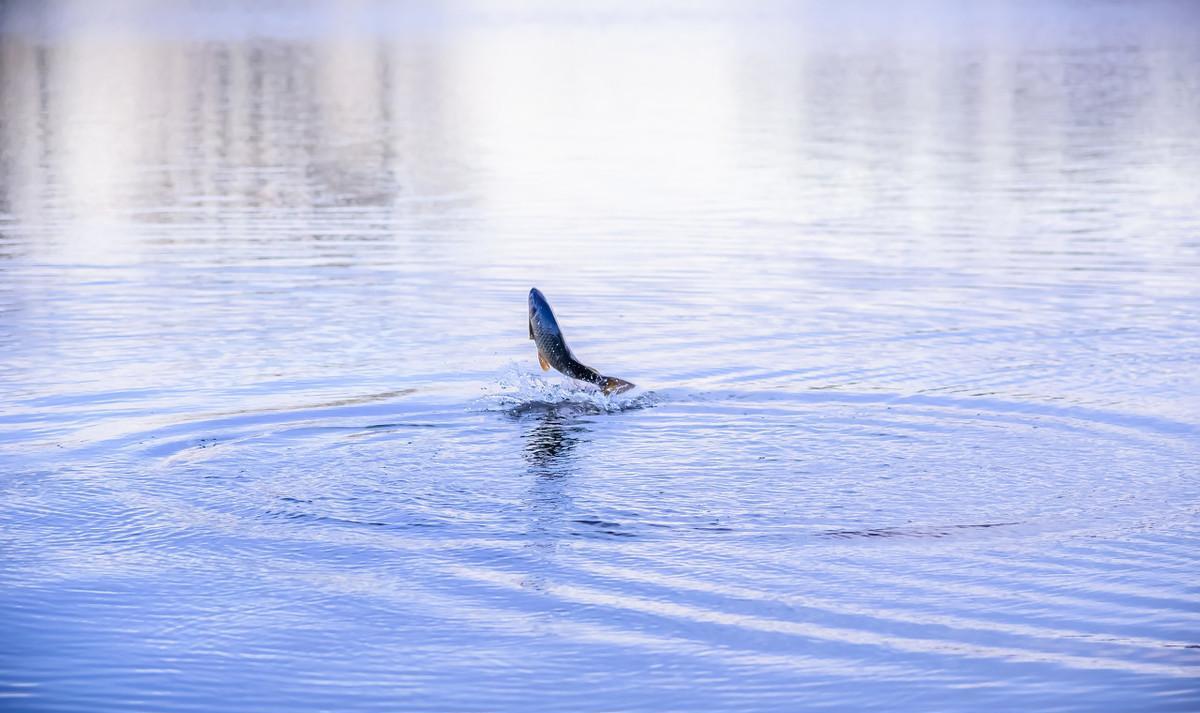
[528, 288, 635, 395]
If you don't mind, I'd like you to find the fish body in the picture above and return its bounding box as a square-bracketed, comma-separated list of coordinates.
[528, 288, 635, 395]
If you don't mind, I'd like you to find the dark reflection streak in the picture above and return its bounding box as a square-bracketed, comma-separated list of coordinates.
[522, 410, 582, 474]
[377, 43, 395, 194]
[249, 45, 265, 189]
[187, 43, 210, 216]
[515, 409, 590, 587]
[518, 409, 635, 541]
[0, 51, 8, 224]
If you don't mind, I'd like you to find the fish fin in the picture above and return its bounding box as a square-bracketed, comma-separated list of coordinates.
[600, 376, 635, 395]
[537, 350, 551, 371]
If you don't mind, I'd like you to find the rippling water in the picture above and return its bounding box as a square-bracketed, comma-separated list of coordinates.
[2, 1, 1199, 710]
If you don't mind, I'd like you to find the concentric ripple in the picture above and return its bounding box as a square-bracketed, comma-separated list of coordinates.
[5, 385, 1200, 712]
[7, 384, 1197, 708]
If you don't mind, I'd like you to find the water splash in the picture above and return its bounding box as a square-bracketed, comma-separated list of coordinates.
[472, 365, 661, 417]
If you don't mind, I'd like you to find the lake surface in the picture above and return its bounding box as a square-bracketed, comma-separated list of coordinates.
[2, 1, 1199, 710]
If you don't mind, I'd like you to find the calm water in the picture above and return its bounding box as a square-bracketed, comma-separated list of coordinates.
[2, 1, 1199, 711]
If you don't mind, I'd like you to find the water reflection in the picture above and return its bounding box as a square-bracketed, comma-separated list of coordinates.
[520, 409, 638, 540]
[0, 10, 470, 253]
[1, 0, 1196, 269]
[516, 409, 587, 589]
[521, 409, 584, 475]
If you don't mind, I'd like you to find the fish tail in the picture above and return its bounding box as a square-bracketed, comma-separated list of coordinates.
[599, 376, 635, 396]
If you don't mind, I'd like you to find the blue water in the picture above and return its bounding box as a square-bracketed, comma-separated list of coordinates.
[2, 1, 1199, 711]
